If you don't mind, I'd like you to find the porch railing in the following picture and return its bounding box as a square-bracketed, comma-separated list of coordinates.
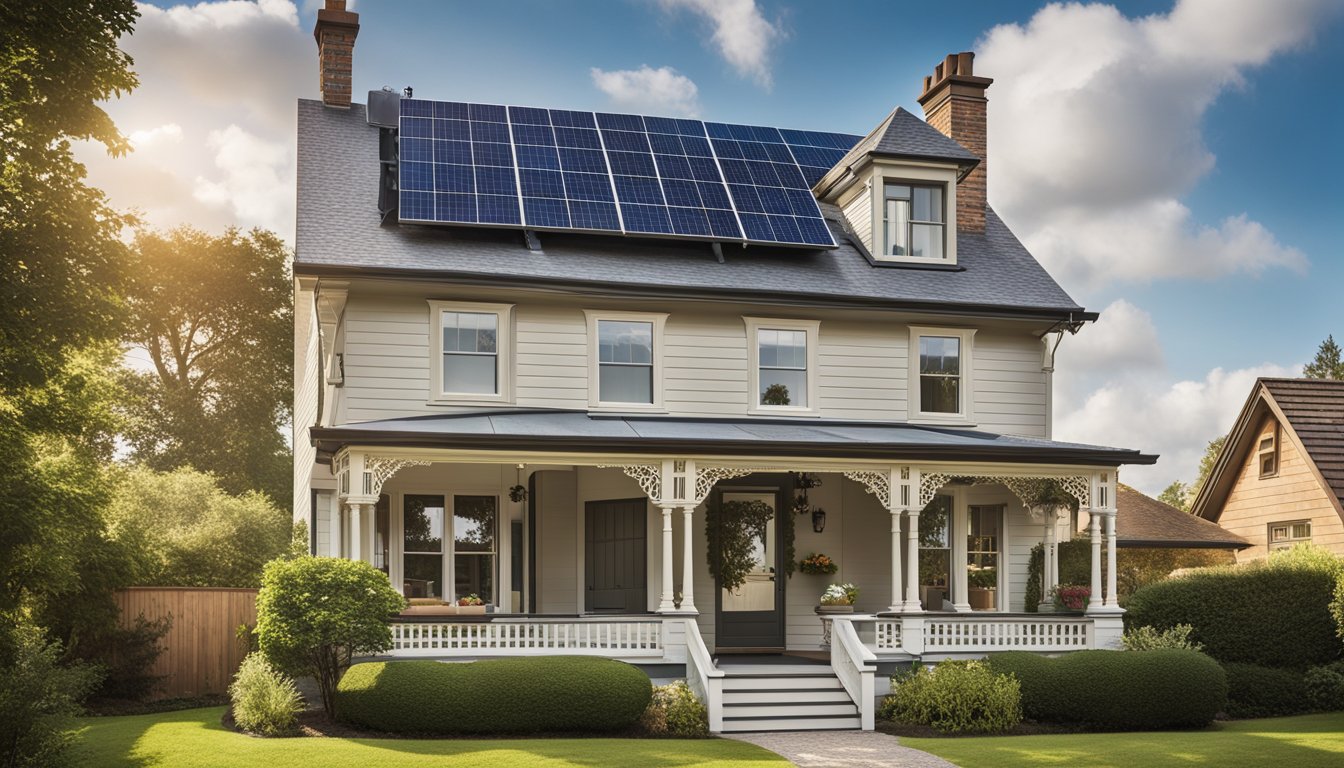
[830, 617, 876, 730]
[389, 616, 665, 658]
[681, 618, 725, 732]
[863, 614, 1096, 655]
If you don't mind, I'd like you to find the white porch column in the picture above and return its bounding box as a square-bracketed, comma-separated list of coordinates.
[347, 501, 364, 562]
[951, 502, 970, 612]
[1104, 511, 1119, 608]
[888, 509, 904, 613]
[1038, 510, 1058, 612]
[679, 505, 697, 613]
[657, 504, 677, 613]
[1086, 509, 1104, 615]
[903, 510, 922, 611]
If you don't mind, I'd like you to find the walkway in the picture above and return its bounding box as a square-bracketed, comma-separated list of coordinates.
[727, 730, 957, 768]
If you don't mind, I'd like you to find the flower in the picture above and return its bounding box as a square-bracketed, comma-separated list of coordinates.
[457, 594, 485, 606]
[820, 583, 858, 606]
[1050, 584, 1090, 611]
[800, 552, 839, 575]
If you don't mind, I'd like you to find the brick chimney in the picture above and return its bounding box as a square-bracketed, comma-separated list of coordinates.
[313, 0, 359, 108]
[918, 52, 992, 233]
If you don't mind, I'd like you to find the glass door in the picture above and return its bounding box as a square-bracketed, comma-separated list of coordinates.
[919, 496, 952, 611]
[714, 488, 786, 650]
[967, 505, 1002, 611]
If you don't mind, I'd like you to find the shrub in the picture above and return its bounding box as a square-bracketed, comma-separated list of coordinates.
[1304, 661, 1344, 712]
[879, 660, 1021, 735]
[336, 657, 652, 734]
[1122, 623, 1204, 652]
[1332, 572, 1344, 643]
[1221, 662, 1309, 718]
[256, 557, 405, 717]
[82, 613, 170, 703]
[986, 649, 1226, 729]
[1025, 542, 1232, 611]
[0, 620, 102, 768]
[639, 681, 708, 737]
[1125, 546, 1344, 668]
[229, 652, 303, 736]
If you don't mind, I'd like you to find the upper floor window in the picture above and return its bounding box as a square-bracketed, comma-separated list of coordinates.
[428, 300, 513, 404]
[1258, 425, 1279, 479]
[585, 310, 667, 410]
[1268, 520, 1311, 551]
[908, 326, 975, 422]
[884, 183, 945, 261]
[745, 317, 820, 415]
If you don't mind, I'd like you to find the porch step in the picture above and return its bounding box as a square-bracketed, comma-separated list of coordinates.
[723, 701, 860, 718]
[720, 713, 863, 732]
[722, 672, 845, 691]
[723, 688, 852, 704]
[717, 667, 860, 732]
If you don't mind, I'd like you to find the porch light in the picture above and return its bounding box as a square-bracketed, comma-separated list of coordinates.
[812, 507, 826, 533]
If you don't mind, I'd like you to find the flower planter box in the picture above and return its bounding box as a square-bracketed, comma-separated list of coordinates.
[400, 601, 490, 616]
[815, 604, 854, 614]
[968, 587, 996, 611]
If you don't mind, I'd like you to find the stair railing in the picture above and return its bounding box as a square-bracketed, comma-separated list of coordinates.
[830, 616, 877, 730]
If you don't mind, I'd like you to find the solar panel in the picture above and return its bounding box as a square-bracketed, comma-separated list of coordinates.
[397, 98, 863, 249]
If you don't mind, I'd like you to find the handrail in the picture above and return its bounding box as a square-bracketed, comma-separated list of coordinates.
[830, 617, 876, 730]
[682, 618, 725, 733]
[389, 616, 664, 657]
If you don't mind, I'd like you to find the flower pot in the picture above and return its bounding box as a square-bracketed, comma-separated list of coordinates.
[815, 604, 854, 614]
[968, 587, 996, 611]
[454, 604, 487, 615]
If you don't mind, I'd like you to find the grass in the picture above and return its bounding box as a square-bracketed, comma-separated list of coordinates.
[901, 712, 1344, 768]
[71, 706, 790, 768]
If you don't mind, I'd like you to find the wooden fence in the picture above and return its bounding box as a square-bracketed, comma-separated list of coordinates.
[114, 587, 258, 700]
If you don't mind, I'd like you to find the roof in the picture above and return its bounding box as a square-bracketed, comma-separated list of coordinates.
[294, 99, 1087, 322]
[309, 410, 1158, 466]
[1192, 377, 1344, 523]
[1115, 485, 1249, 550]
[815, 107, 978, 196]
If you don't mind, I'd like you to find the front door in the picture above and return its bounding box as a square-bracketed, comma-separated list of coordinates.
[585, 498, 647, 614]
[714, 483, 787, 650]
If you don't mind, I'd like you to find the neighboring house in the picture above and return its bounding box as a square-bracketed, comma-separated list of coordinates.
[294, 1, 1157, 731]
[1192, 378, 1344, 562]
[1111, 485, 1249, 551]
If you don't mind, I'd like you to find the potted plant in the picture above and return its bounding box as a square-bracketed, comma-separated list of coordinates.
[800, 552, 839, 575]
[967, 566, 997, 610]
[817, 583, 858, 613]
[1050, 584, 1090, 613]
[455, 594, 487, 615]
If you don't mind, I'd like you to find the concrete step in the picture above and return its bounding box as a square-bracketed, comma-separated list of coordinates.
[723, 701, 859, 718]
[723, 688, 853, 705]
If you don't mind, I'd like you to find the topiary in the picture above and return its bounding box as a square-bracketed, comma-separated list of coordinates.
[229, 652, 302, 737]
[880, 660, 1022, 734]
[1221, 662, 1309, 718]
[336, 656, 652, 735]
[639, 681, 708, 737]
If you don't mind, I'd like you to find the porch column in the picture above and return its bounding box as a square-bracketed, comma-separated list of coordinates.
[1038, 510, 1058, 612]
[1086, 509, 1104, 615]
[903, 510, 922, 611]
[657, 504, 677, 613]
[346, 501, 364, 562]
[1104, 511, 1119, 608]
[951, 503, 970, 612]
[680, 505, 697, 613]
[888, 509, 903, 613]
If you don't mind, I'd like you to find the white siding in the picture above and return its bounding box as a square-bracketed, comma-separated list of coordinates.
[840, 184, 873, 254]
[535, 470, 579, 614]
[973, 331, 1048, 437]
[819, 320, 907, 420]
[293, 280, 320, 523]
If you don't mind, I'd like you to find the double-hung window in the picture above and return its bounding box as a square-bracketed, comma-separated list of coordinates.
[399, 492, 500, 604]
[453, 495, 497, 604]
[909, 327, 975, 422]
[585, 311, 666, 409]
[428, 300, 513, 403]
[1269, 520, 1311, 551]
[745, 317, 820, 415]
[884, 183, 945, 261]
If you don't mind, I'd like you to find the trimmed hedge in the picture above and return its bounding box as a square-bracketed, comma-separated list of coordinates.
[1305, 661, 1344, 712]
[1221, 663, 1309, 718]
[1125, 546, 1344, 669]
[336, 656, 652, 735]
[986, 650, 1226, 729]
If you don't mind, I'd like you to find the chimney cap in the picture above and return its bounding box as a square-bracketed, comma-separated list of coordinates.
[313, 0, 359, 44]
[918, 51, 992, 104]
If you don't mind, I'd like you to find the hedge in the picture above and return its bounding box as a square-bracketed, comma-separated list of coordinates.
[1125, 546, 1344, 669]
[1024, 542, 1231, 611]
[986, 650, 1226, 729]
[335, 656, 652, 734]
[1221, 663, 1309, 718]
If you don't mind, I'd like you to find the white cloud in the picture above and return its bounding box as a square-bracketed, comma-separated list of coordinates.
[1058, 299, 1163, 374]
[658, 0, 782, 87]
[193, 125, 292, 234]
[977, 0, 1336, 290]
[590, 65, 701, 117]
[128, 123, 184, 148]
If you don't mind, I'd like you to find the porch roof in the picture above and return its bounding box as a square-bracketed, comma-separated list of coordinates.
[310, 410, 1157, 466]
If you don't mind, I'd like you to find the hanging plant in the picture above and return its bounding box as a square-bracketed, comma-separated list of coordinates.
[1019, 479, 1079, 516]
[508, 484, 528, 503]
[705, 499, 774, 591]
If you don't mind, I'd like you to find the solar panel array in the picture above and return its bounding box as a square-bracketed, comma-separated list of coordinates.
[398, 98, 860, 248]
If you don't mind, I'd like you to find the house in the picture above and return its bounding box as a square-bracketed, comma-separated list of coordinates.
[1110, 485, 1248, 551]
[294, 0, 1157, 731]
[1191, 378, 1344, 562]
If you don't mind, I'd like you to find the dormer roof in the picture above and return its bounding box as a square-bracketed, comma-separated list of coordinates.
[815, 107, 979, 199]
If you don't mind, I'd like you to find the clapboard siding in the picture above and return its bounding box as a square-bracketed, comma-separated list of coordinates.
[973, 332, 1046, 437]
[841, 185, 873, 253]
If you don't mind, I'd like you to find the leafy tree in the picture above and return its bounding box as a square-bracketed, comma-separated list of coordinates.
[1191, 435, 1226, 502]
[107, 466, 295, 588]
[1158, 480, 1191, 512]
[256, 558, 405, 717]
[119, 227, 294, 505]
[0, 620, 102, 768]
[1304, 335, 1343, 380]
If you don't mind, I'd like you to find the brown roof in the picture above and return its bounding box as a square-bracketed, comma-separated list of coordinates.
[1261, 378, 1344, 504]
[1116, 485, 1249, 549]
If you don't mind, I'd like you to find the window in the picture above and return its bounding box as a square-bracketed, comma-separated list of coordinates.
[919, 496, 952, 611]
[1268, 520, 1311, 551]
[427, 301, 513, 403]
[453, 495, 497, 604]
[967, 505, 1002, 612]
[399, 492, 500, 604]
[884, 183, 945, 261]
[402, 494, 445, 599]
[585, 311, 667, 409]
[909, 327, 975, 421]
[745, 317, 820, 414]
[1258, 425, 1279, 478]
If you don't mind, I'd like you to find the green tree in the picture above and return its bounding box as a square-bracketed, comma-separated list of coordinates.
[1191, 435, 1226, 502]
[1304, 335, 1343, 380]
[119, 227, 294, 506]
[256, 558, 405, 717]
[0, 621, 102, 768]
[1158, 480, 1191, 512]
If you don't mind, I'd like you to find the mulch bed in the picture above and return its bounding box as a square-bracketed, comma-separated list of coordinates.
[223, 706, 696, 741]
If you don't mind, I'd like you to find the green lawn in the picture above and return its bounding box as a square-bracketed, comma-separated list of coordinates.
[902, 712, 1344, 768]
[71, 706, 790, 768]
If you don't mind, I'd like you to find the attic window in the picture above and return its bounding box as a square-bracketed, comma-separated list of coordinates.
[1269, 520, 1310, 550]
[1258, 425, 1279, 479]
[883, 183, 945, 261]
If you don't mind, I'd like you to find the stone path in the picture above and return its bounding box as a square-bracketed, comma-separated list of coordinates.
[726, 730, 958, 768]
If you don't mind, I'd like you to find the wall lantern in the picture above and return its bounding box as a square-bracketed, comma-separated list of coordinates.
[811, 507, 827, 533]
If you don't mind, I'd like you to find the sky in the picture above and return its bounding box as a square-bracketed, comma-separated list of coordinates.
[77, 0, 1344, 496]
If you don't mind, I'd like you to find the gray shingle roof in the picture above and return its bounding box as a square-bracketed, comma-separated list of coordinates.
[295, 99, 1085, 319]
[816, 107, 978, 196]
[1262, 378, 1344, 504]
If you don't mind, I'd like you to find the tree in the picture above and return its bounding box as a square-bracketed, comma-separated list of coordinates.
[1158, 481, 1191, 512]
[120, 227, 294, 506]
[256, 558, 405, 717]
[1191, 435, 1226, 502]
[0, 621, 102, 768]
[1305, 335, 1343, 380]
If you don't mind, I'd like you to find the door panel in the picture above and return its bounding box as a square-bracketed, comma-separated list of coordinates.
[714, 482, 787, 650]
[585, 498, 647, 614]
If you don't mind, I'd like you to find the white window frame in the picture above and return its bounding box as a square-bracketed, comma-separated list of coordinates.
[908, 326, 976, 424]
[393, 488, 502, 604]
[427, 300, 514, 405]
[584, 310, 667, 411]
[1258, 423, 1280, 479]
[867, 162, 959, 265]
[1268, 519, 1311, 551]
[744, 317, 820, 416]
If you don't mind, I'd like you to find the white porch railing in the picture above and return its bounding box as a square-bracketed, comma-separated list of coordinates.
[858, 613, 1101, 656]
[389, 616, 666, 658]
[830, 617, 877, 730]
[681, 618, 725, 732]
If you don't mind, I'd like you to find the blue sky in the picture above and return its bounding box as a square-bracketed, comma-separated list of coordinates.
[84, 0, 1342, 493]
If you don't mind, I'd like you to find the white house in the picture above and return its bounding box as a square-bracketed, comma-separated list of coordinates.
[293, 0, 1157, 732]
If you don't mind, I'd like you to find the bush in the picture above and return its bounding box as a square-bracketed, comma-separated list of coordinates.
[1122, 623, 1203, 652]
[83, 614, 170, 703]
[1304, 661, 1344, 712]
[336, 657, 652, 735]
[878, 660, 1021, 734]
[1221, 662, 1309, 718]
[639, 681, 708, 737]
[1125, 546, 1344, 669]
[0, 620, 102, 768]
[986, 649, 1226, 729]
[229, 653, 303, 736]
[1331, 572, 1344, 643]
[256, 557, 405, 717]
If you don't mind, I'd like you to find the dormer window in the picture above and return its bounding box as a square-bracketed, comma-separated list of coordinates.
[883, 183, 945, 261]
[1258, 425, 1279, 478]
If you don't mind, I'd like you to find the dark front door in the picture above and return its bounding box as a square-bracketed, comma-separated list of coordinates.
[585, 498, 647, 614]
[714, 481, 787, 650]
